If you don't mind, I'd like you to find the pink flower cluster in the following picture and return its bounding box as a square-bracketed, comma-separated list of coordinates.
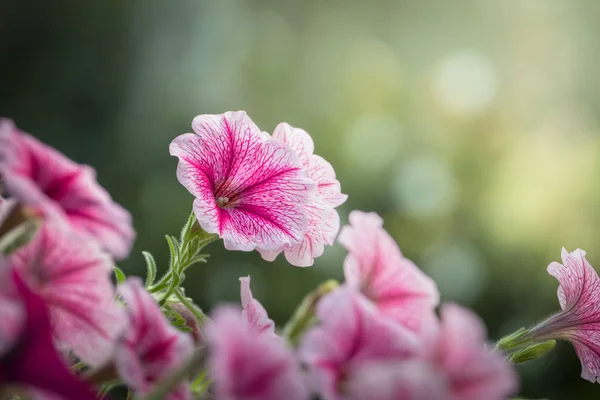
[170, 111, 346, 267]
[205, 211, 518, 400]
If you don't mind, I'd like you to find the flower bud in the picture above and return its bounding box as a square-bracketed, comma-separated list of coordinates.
[509, 340, 556, 364]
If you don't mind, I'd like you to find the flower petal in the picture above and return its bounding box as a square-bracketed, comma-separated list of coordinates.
[8, 223, 125, 366]
[240, 276, 276, 335]
[272, 122, 315, 164]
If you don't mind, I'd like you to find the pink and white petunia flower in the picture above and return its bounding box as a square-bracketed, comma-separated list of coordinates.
[528, 248, 600, 382]
[0, 119, 135, 260]
[240, 276, 275, 335]
[298, 287, 419, 400]
[338, 210, 439, 336]
[170, 112, 315, 253]
[0, 261, 99, 400]
[7, 222, 125, 366]
[115, 278, 194, 400]
[334, 304, 517, 400]
[259, 123, 347, 267]
[207, 306, 308, 400]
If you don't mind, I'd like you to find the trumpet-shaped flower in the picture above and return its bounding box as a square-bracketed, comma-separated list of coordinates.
[170, 112, 315, 253]
[528, 248, 600, 382]
[240, 276, 275, 335]
[298, 287, 419, 400]
[0, 119, 135, 260]
[115, 278, 194, 400]
[207, 306, 308, 400]
[0, 262, 98, 400]
[259, 123, 347, 267]
[7, 223, 125, 366]
[338, 211, 439, 335]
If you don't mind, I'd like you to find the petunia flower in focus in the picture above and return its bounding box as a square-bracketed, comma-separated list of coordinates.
[259, 123, 347, 267]
[170, 111, 315, 253]
[114, 278, 194, 400]
[298, 286, 419, 400]
[0, 260, 98, 400]
[7, 222, 125, 366]
[240, 276, 275, 335]
[338, 210, 439, 336]
[0, 119, 135, 260]
[207, 306, 308, 400]
[527, 248, 600, 382]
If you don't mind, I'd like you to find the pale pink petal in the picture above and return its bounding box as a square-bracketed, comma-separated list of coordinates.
[240, 276, 275, 335]
[307, 155, 348, 209]
[339, 210, 439, 335]
[7, 223, 125, 366]
[272, 122, 315, 164]
[436, 304, 518, 400]
[170, 111, 314, 252]
[282, 201, 327, 267]
[342, 360, 450, 400]
[207, 306, 309, 400]
[321, 209, 340, 246]
[299, 287, 419, 400]
[530, 248, 600, 382]
[116, 278, 194, 400]
[0, 119, 135, 260]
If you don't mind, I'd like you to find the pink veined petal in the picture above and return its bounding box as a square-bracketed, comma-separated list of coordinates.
[282, 200, 327, 267]
[338, 210, 439, 335]
[321, 208, 340, 247]
[0, 258, 25, 355]
[307, 154, 348, 209]
[7, 223, 125, 366]
[170, 111, 314, 252]
[116, 278, 194, 400]
[272, 122, 315, 164]
[436, 304, 518, 400]
[0, 119, 135, 260]
[240, 276, 276, 335]
[207, 306, 309, 400]
[299, 287, 419, 400]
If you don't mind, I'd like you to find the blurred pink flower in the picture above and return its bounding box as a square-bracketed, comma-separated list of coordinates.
[338, 211, 439, 335]
[240, 276, 275, 335]
[115, 278, 194, 400]
[334, 304, 517, 400]
[259, 123, 347, 267]
[207, 306, 308, 400]
[0, 119, 135, 260]
[528, 248, 600, 382]
[0, 261, 98, 400]
[7, 222, 125, 366]
[170, 111, 315, 253]
[298, 287, 419, 400]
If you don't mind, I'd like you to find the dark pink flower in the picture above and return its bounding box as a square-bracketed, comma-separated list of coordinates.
[528, 248, 600, 382]
[115, 278, 194, 400]
[7, 222, 125, 366]
[170, 111, 315, 253]
[259, 123, 347, 267]
[0, 261, 98, 400]
[338, 211, 439, 335]
[208, 306, 308, 400]
[298, 287, 419, 400]
[240, 276, 275, 335]
[0, 119, 135, 260]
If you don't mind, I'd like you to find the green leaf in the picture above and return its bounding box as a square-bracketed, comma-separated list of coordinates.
[113, 267, 127, 284]
[142, 251, 158, 287]
[165, 235, 180, 267]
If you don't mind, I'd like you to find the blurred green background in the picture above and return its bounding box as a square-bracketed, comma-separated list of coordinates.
[2, 1, 600, 398]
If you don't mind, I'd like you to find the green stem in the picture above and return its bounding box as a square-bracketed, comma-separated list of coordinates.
[174, 288, 207, 323]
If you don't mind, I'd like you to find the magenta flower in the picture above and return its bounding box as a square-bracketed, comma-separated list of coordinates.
[528, 248, 600, 382]
[115, 278, 194, 400]
[207, 306, 308, 400]
[7, 222, 125, 366]
[259, 123, 347, 267]
[0, 119, 135, 260]
[170, 111, 315, 252]
[0, 262, 98, 400]
[240, 276, 275, 335]
[338, 210, 439, 335]
[298, 287, 419, 400]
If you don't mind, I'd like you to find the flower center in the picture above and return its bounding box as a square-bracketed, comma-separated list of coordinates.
[216, 197, 230, 207]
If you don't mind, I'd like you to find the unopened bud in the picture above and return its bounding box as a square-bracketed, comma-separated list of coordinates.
[509, 340, 556, 364]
